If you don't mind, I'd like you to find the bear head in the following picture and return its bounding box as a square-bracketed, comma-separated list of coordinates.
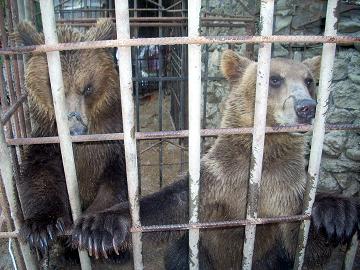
[18, 19, 121, 136]
[220, 50, 321, 129]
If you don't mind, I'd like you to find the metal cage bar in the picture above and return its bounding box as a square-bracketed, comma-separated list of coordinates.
[38, 1, 92, 269]
[293, 0, 340, 269]
[242, 1, 275, 269]
[1, 35, 359, 56]
[188, 0, 201, 269]
[115, 1, 144, 269]
[0, 105, 37, 269]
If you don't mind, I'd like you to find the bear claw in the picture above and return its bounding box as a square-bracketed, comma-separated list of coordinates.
[72, 211, 130, 258]
[20, 216, 71, 255]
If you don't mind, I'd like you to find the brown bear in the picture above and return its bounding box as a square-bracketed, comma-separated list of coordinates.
[16, 19, 128, 258]
[71, 50, 360, 269]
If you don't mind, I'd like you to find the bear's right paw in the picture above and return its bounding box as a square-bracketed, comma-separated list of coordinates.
[20, 216, 71, 254]
[71, 211, 131, 259]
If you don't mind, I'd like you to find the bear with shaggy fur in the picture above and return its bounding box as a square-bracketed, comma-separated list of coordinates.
[71, 50, 360, 269]
[17, 19, 128, 256]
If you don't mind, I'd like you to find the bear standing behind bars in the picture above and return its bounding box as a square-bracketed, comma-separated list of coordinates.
[16, 19, 129, 259]
[71, 50, 360, 269]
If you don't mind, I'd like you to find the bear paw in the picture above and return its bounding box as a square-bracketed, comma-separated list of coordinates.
[72, 211, 131, 259]
[20, 216, 71, 254]
[312, 194, 360, 245]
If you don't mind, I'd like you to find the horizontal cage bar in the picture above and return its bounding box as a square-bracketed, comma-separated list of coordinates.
[1, 35, 359, 55]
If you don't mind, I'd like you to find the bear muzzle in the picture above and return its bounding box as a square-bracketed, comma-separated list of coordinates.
[67, 112, 88, 135]
[294, 98, 316, 124]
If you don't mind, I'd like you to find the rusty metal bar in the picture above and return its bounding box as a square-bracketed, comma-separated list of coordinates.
[115, 1, 143, 269]
[0, 214, 311, 238]
[56, 16, 254, 23]
[0, 7, 22, 140]
[242, 1, 275, 269]
[8, 0, 27, 139]
[4, 124, 360, 145]
[38, 1, 92, 269]
[294, 0, 340, 269]
[0, 35, 358, 56]
[188, 0, 202, 269]
[1, 93, 27, 125]
[59, 22, 246, 28]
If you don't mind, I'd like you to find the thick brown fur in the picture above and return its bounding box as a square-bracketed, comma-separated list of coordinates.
[17, 19, 128, 257]
[71, 51, 360, 269]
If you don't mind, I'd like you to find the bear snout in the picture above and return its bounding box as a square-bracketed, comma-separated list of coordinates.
[68, 112, 88, 135]
[294, 98, 316, 123]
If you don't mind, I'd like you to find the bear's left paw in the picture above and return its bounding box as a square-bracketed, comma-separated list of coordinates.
[71, 210, 131, 259]
[312, 194, 360, 245]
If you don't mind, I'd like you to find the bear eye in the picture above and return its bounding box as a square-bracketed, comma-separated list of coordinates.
[83, 84, 94, 96]
[304, 78, 313, 87]
[269, 75, 282, 88]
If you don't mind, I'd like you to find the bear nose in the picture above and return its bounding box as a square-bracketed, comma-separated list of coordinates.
[295, 99, 316, 121]
[69, 125, 88, 136]
[67, 112, 88, 135]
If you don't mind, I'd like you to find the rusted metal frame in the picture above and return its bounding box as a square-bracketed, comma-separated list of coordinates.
[115, 1, 143, 269]
[0, 214, 311, 238]
[158, 0, 164, 188]
[178, 0, 187, 175]
[52, 8, 188, 13]
[133, 0, 142, 196]
[0, 107, 38, 270]
[19, 0, 34, 135]
[201, 0, 210, 148]
[164, 0, 183, 12]
[0, 8, 22, 141]
[56, 16, 254, 23]
[12, 0, 31, 136]
[56, 21, 253, 28]
[1, 35, 359, 56]
[38, 1, 92, 269]
[293, 0, 340, 269]
[140, 138, 188, 155]
[6, 0, 27, 139]
[188, 0, 201, 269]
[1, 93, 28, 125]
[5, 123, 360, 145]
[242, 0, 274, 269]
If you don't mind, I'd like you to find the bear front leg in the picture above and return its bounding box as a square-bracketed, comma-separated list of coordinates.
[311, 193, 360, 244]
[72, 177, 189, 258]
[18, 145, 72, 255]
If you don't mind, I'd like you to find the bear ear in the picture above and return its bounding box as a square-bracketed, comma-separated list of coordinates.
[302, 56, 321, 80]
[221, 50, 252, 82]
[17, 21, 44, 46]
[85, 18, 115, 41]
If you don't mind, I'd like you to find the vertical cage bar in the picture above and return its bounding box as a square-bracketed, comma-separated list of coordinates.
[0, 70, 27, 270]
[38, 1, 92, 269]
[188, 0, 201, 269]
[158, 0, 164, 188]
[344, 235, 358, 270]
[242, 0, 274, 269]
[7, 0, 28, 139]
[0, 105, 38, 270]
[0, 7, 22, 141]
[293, 0, 339, 269]
[179, 0, 187, 175]
[115, 1, 144, 269]
[133, 0, 142, 196]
